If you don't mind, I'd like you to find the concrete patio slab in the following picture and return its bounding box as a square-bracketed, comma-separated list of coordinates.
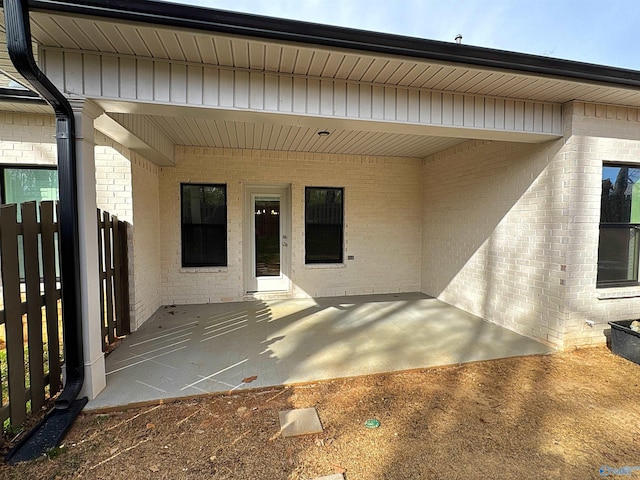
[86, 293, 555, 410]
[279, 407, 323, 437]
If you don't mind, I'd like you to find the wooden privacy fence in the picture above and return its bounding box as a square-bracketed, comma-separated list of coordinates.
[0, 201, 62, 429]
[97, 209, 130, 352]
[0, 201, 130, 431]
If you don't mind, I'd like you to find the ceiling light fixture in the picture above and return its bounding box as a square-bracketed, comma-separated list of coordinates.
[317, 130, 330, 137]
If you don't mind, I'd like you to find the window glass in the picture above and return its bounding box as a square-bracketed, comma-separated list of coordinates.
[598, 165, 640, 286]
[305, 187, 343, 264]
[1, 166, 59, 280]
[254, 197, 280, 276]
[181, 184, 227, 267]
[597, 228, 639, 284]
[600, 165, 640, 223]
[3, 167, 58, 205]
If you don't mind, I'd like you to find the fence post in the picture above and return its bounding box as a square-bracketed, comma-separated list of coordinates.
[112, 217, 123, 337]
[117, 221, 130, 336]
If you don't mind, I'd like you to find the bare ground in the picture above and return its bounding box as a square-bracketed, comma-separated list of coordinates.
[2, 346, 640, 479]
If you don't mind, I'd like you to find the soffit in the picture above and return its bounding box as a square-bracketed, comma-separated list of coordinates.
[1, 8, 638, 160]
[26, 11, 640, 109]
[0, 12, 22, 80]
[142, 113, 466, 158]
[95, 101, 556, 160]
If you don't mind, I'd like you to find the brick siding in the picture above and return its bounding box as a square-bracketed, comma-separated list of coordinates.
[5, 104, 640, 348]
[158, 148, 423, 304]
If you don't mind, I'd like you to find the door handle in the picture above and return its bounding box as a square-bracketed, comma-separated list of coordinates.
[282, 241, 288, 247]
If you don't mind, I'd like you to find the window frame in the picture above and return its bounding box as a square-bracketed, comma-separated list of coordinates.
[180, 182, 228, 268]
[0, 165, 60, 282]
[304, 186, 344, 265]
[0, 164, 58, 204]
[597, 162, 640, 288]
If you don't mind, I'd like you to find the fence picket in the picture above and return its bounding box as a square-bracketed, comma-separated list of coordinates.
[0, 201, 128, 430]
[97, 209, 107, 349]
[112, 217, 123, 337]
[103, 211, 115, 346]
[0, 204, 27, 427]
[21, 202, 45, 411]
[116, 220, 130, 336]
[113, 217, 121, 338]
[40, 201, 61, 395]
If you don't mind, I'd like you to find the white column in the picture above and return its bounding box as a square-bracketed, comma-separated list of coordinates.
[70, 99, 106, 400]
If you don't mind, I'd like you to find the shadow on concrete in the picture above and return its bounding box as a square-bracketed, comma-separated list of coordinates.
[87, 293, 553, 410]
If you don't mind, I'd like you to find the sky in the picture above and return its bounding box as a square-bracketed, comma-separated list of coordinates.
[169, 0, 640, 71]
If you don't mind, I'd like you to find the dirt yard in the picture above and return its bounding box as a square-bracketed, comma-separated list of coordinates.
[1, 346, 640, 479]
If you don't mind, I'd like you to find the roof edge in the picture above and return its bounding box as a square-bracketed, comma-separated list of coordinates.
[27, 0, 640, 90]
[0, 86, 47, 103]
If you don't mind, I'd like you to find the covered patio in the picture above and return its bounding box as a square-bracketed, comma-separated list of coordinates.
[87, 293, 555, 410]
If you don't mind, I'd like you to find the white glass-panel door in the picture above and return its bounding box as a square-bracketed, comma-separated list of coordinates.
[245, 186, 290, 292]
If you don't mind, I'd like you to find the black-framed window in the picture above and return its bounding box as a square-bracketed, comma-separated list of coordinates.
[0, 165, 59, 280]
[0, 165, 58, 206]
[181, 183, 227, 267]
[305, 187, 343, 264]
[597, 164, 640, 287]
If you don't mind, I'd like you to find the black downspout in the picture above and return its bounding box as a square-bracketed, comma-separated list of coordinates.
[4, 0, 85, 408]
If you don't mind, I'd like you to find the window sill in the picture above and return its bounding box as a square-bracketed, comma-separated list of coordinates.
[304, 263, 346, 269]
[180, 266, 228, 273]
[597, 287, 640, 300]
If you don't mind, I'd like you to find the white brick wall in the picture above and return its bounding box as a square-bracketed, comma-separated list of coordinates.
[158, 147, 423, 304]
[130, 151, 161, 330]
[421, 103, 640, 348]
[95, 132, 133, 223]
[562, 102, 640, 346]
[0, 112, 57, 165]
[94, 133, 162, 330]
[421, 138, 570, 346]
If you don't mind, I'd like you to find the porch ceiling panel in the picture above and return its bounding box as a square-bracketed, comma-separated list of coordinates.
[0, 101, 50, 113]
[93, 96, 560, 163]
[25, 11, 640, 109]
[145, 113, 467, 158]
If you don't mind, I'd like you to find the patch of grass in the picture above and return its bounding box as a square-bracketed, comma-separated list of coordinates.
[4, 422, 24, 440]
[45, 444, 68, 460]
[95, 414, 110, 426]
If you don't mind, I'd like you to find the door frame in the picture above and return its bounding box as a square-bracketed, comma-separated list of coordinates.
[243, 184, 291, 293]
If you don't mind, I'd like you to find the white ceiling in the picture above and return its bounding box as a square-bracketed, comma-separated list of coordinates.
[144, 113, 467, 158]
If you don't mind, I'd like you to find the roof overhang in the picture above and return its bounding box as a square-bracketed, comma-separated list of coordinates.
[26, 0, 640, 91]
[2, 0, 640, 159]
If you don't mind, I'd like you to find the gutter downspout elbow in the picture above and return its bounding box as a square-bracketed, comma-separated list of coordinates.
[4, 0, 85, 409]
